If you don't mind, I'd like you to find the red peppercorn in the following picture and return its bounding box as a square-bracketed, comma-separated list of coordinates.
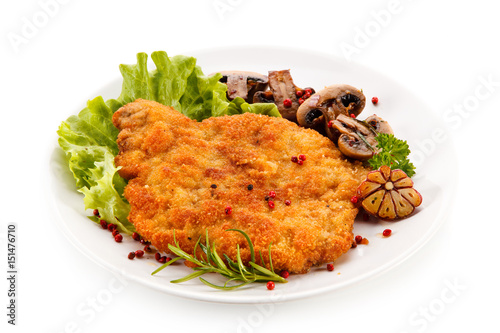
[140, 239, 150, 245]
[114, 234, 123, 243]
[268, 201, 275, 208]
[298, 98, 304, 105]
[225, 206, 232, 215]
[155, 252, 161, 261]
[158, 256, 167, 264]
[128, 252, 135, 260]
[355, 235, 363, 244]
[112, 229, 120, 237]
[350, 196, 358, 204]
[304, 88, 312, 95]
[298, 154, 306, 161]
[266, 281, 275, 290]
[291, 156, 298, 163]
[93, 209, 100, 217]
[297, 159, 304, 165]
[303, 92, 311, 99]
[280, 270, 289, 279]
[285, 200, 291, 206]
[350, 113, 356, 118]
[296, 90, 303, 98]
[100, 220, 108, 229]
[327, 263, 334, 271]
[135, 250, 144, 258]
[144, 245, 152, 252]
[107, 223, 116, 232]
[283, 98, 292, 108]
[383, 229, 392, 237]
[372, 96, 379, 104]
[132, 232, 141, 241]
[327, 120, 334, 128]
[269, 191, 276, 199]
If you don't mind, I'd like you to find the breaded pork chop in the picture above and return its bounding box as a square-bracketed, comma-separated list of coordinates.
[113, 99, 369, 273]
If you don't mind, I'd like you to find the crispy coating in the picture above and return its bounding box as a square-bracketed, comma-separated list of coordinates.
[113, 99, 369, 273]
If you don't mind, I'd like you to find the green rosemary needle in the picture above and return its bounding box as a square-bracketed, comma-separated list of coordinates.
[151, 229, 287, 290]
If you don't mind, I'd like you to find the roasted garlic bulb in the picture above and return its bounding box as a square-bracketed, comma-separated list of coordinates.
[356, 165, 422, 220]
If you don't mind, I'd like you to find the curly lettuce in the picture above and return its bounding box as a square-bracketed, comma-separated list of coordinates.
[57, 51, 280, 233]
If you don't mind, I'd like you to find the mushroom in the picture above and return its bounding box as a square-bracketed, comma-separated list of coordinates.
[296, 84, 366, 139]
[217, 71, 268, 103]
[254, 70, 314, 123]
[331, 114, 378, 160]
[364, 114, 393, 134]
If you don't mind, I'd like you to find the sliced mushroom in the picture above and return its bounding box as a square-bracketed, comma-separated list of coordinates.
[296, 84, 366, 140]
[262, 70, 315, 122]
[331, 114, 378, 160]
[365, 114, 393, 134]
[217, 71, 268, 102]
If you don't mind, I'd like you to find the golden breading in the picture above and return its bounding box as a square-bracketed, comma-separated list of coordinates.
[113, 99, 369, 273]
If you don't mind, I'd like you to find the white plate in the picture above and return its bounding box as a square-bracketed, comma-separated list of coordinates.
[48, 46, 457, 303]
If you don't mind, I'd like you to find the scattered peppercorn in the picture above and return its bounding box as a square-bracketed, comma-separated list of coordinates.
[269, 191, 276, 199]
[296, 90, 303, 98]
[93, 209, 100, 217]
[247, 184, 253, 191]
[112, 229, 120, 237]
[132, 232, 141, 241]
[285, 200, 291, 206]
[304, 88, 312, 95]
[140, 239, 151, 245]
[225, 206, 232, 215]
[135, 250, 145, 258]
[107, 223, 116, 232]
[327, 263, 334, 271]
[350, 113, 356, 118]
[128, 252, 135, 260]
[298, 154, 306, 161]
[371, 96, 379, 104]
[350, 196, 358, 204]
[100, 220, 108, 229]
[298, 98, 304, 105]
[144, 245, 152, 252]
[155, 253, 161, 261]
[351, 242, 357, 248]
[297, 159, 304, 165]
[355, 235, 363, 244]
[210, 184, 217, 189]
[283, 98, 292, 108]
[114, 234, 123, 243]
[291, 156, 299, 163]
[158, 256, 167, 264]
[383, 229, 392, 237]
[266, 281, 275, 290]
[280, 270, 289, 279]
[268, 201, 275, 208]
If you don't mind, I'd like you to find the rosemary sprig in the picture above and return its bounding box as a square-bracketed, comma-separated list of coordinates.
[151, 229, 287, 290]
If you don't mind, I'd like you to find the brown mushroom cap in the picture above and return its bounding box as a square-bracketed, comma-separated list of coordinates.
[332, 114, 378, 160]
[266, 70, 301, 122]
[365, 114, 394, 135]
[217, 71, 268, 102]
[296, 84, 366, 140]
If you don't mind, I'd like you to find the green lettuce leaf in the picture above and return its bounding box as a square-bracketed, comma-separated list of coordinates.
[57, 51, 279, 234]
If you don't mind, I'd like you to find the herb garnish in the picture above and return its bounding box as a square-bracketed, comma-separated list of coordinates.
[368, 133, 416, 177]
[151, 229, 287, 290]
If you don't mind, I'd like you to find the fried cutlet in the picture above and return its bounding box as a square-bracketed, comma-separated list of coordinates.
[113, 99, 369, 274]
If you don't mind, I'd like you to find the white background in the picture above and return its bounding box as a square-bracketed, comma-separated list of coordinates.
[1, 0, 499, 332]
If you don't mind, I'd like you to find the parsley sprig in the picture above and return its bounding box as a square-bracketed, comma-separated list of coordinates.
[151, 229, 287, 290]
[368, 133, 416, 177]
